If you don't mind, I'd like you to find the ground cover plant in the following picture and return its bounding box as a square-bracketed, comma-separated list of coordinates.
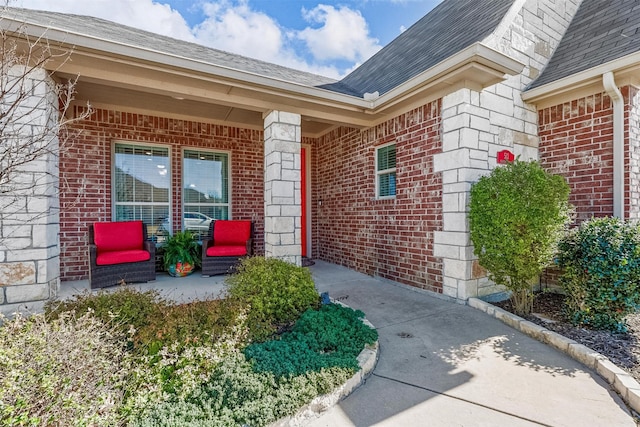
[0, 258, 377, 426]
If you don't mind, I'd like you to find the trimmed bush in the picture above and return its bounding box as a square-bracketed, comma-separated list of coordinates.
[469, 159, 571, 315]
[244, 303, 378, 377]
[556, 217, 640, 331]
[0, 311, 128, 426]
[225, 257, 320, 341]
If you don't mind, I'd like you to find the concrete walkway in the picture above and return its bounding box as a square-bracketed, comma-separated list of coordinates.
[308, 261, 636, 427]
[8, 260, 636, 426]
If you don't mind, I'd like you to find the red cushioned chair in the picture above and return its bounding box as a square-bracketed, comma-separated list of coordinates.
[201, 220, 253, 276]
[88, 220, 156, 289]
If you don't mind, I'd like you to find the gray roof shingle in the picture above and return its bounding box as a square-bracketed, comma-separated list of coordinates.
[528, 0, 640, 89]
[321, 0, 516, 97]
[1, 7, 337, 88]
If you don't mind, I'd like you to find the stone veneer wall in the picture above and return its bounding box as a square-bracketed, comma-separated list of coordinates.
[0, 68, 60, 305]
[626, 86, 640, 220]
[314, 102, 443, 293]
[433, 0, 582, 300]
[60, 108, 265, 281]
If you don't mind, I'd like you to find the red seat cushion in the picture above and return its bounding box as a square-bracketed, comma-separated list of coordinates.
[96, 249, 151, 266]
[94, 221, 144, 252]
[213, 220, 251, 246]
[206, 245, 247, 257]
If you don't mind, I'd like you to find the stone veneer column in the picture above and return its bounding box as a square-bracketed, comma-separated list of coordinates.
[263, 110, 302, 266]
[433, 88, 494, 300]
[0, 67, 60, 307]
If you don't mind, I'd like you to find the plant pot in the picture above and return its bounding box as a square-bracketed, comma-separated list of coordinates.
[167, 261, 195, 277]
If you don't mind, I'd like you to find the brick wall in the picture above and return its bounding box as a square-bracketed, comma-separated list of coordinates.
[538, 92, 615, 223]
[60, 108, 264, 281]
[314, 101, 443, 292]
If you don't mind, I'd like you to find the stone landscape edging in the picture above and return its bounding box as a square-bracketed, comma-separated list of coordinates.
[270, 307, 380, 427]
[468, 297, 640, 414]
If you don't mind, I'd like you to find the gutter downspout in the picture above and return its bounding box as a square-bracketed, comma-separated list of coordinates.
[603, 72, 624, 220]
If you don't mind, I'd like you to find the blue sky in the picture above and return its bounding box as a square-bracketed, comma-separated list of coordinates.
[13, 0, 443, 78]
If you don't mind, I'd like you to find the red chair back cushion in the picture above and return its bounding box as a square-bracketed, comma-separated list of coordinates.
[206, 245, 248, 257]
[213, 220, 251, 246]
[93, 221, 144, 252]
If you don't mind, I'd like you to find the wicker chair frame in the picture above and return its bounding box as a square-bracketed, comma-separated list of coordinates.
[88, 223, 156, 289]
[201, 220, 253, 276]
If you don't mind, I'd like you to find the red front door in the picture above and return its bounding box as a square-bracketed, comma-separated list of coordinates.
[301, 147, 308, 258]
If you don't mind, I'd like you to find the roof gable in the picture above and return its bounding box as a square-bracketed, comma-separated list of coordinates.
[529, 0, 640, 90]
[325, 0, 516, 97]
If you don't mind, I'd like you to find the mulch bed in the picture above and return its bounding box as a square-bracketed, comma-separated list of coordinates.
[494, 293, 640, 383]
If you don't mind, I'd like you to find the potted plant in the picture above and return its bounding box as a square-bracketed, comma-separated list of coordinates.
[162, 230, 201, 277]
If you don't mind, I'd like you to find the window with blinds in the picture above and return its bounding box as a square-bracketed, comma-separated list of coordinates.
[376, 143, 396, 198]
[113, 143, 170, 243]
[183, 149, 230, 240]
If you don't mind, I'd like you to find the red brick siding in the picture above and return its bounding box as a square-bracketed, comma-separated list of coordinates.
[60, 108, 264, 281]
[539, 86, 639, 223]
[314, 101, 443, 292]
[538, 92, 614, 223]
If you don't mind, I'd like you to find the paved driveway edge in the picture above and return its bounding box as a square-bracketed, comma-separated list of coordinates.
[468, 297, 640, 414]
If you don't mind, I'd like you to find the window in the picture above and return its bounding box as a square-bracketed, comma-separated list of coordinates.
[376, 144, 396, 198]
[183, 149, 229, 240]
[113, 142, 170, 243]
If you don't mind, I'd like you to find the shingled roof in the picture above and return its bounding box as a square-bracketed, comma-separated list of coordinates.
[2, 7, 337, 88]
[528, 0, 640, 90]
[322, 0, 516, 97]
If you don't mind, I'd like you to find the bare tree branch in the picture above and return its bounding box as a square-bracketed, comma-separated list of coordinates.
[0, 4, 93, 243]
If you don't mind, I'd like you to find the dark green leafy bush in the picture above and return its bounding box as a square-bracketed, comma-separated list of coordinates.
[225, 257, 320, 341]
[556, 217, 640, 331]
[469, 159, 571, 315]
[244, 303, 378, 377]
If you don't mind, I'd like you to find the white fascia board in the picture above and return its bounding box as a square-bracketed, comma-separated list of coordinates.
[370, 43, 525, 110]
[523, 50, 640, 103]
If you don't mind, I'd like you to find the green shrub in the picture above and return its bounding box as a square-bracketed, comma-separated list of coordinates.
[225, 257, 320, 341]
[244, 303, 378, 377]
[469, 159, 571, 315]
[556, 217, 640, 331]
[0, 311, 128, 426]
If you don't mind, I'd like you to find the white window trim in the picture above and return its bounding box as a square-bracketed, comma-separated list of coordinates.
[181, 147, 232, 229]
[375, 142, 396, 199]
[111, 140, 172, 224]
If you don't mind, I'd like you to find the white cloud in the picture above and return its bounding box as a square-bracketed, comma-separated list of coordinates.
[13, 0, 196, 41]
[12, 0, 377, 78]
[194, 1, 282, 62]
[297, 4, 382, 63]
